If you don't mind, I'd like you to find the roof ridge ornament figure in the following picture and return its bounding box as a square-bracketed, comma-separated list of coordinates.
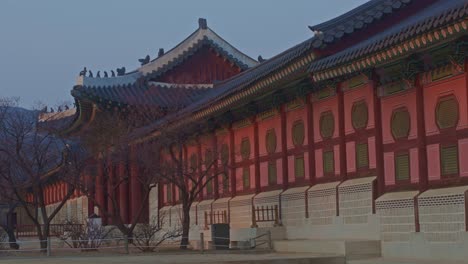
[158, 48, 165, 58]
[79, 67, 87, 76]
[116, 67, 126, 76]
[88, 70, 93, 77]
[258, 56, 266, 62]
[104, 71, 108, 78]
[198, 18, 207, 29]
[139, 55, 150, 66]
[111, 70, 116, 77]
[96, 71, 101, 78]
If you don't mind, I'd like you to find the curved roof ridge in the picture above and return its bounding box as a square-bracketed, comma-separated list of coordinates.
[309, 0, 413, 47]
[77, 71, 141, 88]
[309, 0, 468, 75]
[138, 25, 258, 76]
[148, 81, 214, 89]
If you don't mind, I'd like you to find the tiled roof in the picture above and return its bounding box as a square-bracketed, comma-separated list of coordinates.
[76, 19, 258, 89]
[181, 38, 314, 114]
[72, 82, 212, 109]
[309, 0, 468, 75]
[131, 38, 315, 138]
[139, 27, 258, 77]
[309, 0, 413, 48]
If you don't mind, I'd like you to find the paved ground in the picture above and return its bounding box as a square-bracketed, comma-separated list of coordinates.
[348, 258, 468, 264]
[0, 253, 345, 264]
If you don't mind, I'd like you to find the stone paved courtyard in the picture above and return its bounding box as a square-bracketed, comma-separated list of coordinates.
[0, 253, 344, 264]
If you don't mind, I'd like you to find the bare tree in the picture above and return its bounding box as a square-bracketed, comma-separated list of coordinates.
[55, 218, 114, 250]
[133, 213, 182, 252]
[79, 111, 160, 242]
[0, 98, 87, 251]
[150, 122, 228, 249]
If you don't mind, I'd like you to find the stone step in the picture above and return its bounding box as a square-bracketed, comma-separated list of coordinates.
[273, 239, 381, 259]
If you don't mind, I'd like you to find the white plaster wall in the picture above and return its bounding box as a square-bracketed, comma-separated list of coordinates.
[148, 186, 158, 222]
[280, 187, 308, 227]
[229, 194, 254, 228]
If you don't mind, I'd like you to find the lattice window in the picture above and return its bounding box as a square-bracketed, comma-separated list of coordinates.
[323, 150, 334, 174]
[395, 153, 410, 181]
[391, 108, 410, 139]
[352, 101, 368, 129]
[204, 149, 213, 168]
[295, 156, 305, 179]
[268, 162, 277, 185]
[292, 120, 305, 146]
[320, 111, 335, 139]
[241, 138, 251, 160]
[243, 167, 250, 189]
[265, 129, 277, 154]
[190, 153, 198, 170]
[356, 143, 369, 168]
[436, 96, 459, 129]
[441, 145, 459, 176]
[220, 144, 229, 165]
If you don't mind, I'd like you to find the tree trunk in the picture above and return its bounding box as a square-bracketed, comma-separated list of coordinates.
[37, 223, 50, 252]
[4, 227, 19, 249]
[180, 205, 190, 250]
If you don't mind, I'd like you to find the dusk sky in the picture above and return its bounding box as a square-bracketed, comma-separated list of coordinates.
[0, 0, 367, 108]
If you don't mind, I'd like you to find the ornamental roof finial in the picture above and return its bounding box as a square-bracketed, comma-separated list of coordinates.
[158, 48, 164, 58]
[198, 18, 207, 29]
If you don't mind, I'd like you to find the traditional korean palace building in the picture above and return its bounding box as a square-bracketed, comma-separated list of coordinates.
[33, 0, 468, 260]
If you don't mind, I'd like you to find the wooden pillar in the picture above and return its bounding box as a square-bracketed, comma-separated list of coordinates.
[213, 135, 219, 199]
[197, 140, 203, 201]
[107, 161, 115, 225]
[228, 127, 236, 196]
[280, 105, 289, 189]
[415, 76, 428, 192]
[130, 146, 143, 223]
[253, 118, 260, 193]
[95, 162, 106, 217]
[306, 94, 316, 185]
[337, 84, 347, 181]
[118, 162, 129, 224]
[372, 75, 385, 196]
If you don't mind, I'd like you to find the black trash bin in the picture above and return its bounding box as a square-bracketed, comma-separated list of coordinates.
[211, 223, 230, 249]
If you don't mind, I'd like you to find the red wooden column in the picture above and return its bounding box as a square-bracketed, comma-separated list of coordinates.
[130, 145, 143, 223]
[306, 94, 316, 185]
[197, 140, 203, 201]
[118, 162, 129, 224]
[415, 75, 428, 192]
[95, 162, 106, 217]
[107, 161, 115, 225]
[213, 135, 219, 199]
[85, 173, 94, 217]
[280, 105, 289, 190]
[371, 74, 386, 196]
[337, 84, 347, 181]
[253, 117, 261, 193]
[228, 127, 236, 196]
